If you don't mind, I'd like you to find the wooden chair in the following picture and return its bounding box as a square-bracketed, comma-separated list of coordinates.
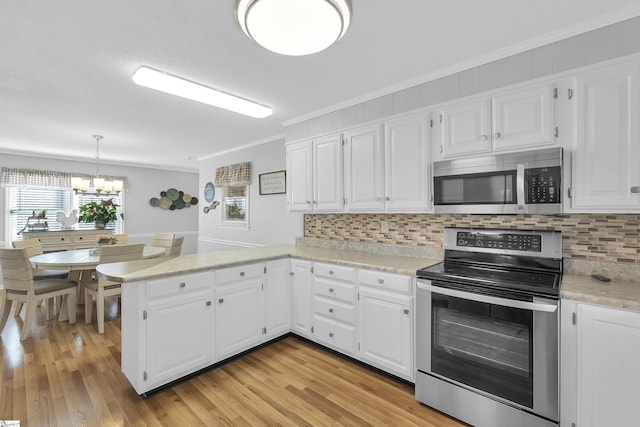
[169, 235, 184, 256]
[151, 232, 175, 255]
[84, 243, 144, 333]
[0, 248, 77, 340]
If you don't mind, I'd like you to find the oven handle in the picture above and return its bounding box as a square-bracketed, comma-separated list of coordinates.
[418, 282, 558, 312]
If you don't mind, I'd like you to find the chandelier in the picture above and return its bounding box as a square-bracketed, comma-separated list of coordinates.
[236, 0, 352, 56]
[71, 135, 123, 195]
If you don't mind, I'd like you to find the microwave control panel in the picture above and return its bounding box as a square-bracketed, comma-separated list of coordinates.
[526, 166, 561, 203]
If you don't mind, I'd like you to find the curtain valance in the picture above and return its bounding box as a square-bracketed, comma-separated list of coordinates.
[0, 167, 130, 191]
[214, 162, 252, 186]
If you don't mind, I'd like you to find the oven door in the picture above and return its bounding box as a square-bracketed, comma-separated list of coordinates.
[416, 279, 559, 422]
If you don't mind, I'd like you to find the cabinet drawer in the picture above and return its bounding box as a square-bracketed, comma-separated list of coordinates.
[313, 278, 355, 304]
[314, 263, 355, 283]
[35, 233, 72, 246]
[314, 296, 355, 324]
[358, 269, 412, 294]
[313, 315, 356, 356]
[73, 232, 105, 244]
[146, 272, 212, 300]
[216, 263, 264, 286]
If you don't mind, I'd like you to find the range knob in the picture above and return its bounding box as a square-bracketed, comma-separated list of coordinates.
[457, 239, 466, 246]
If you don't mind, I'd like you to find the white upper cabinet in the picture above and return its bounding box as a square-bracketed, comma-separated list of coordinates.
[286, 134, 343, 212]
[313, 133, 344, 212]
[491, 84, 555, 152]
[437, 83, 556, 160]
[384, 112, 431, 211]
[343, 124, 385, 211]
[286, 139, 313, 211]
[440, 97, 492, 158]
[570, 60, 640, 211]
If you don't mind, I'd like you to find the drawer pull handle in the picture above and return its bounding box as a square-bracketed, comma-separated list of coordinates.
[329, 308, 334, 313]
[329, 270, 334, 275]
[378, 279, 384, 284]
[218, 298, 224, 304]
[240, 271, 245, 277]
[631, 186, 640, 194]
[329, 332, 334, 338]
[179, 282, 186, 288]
[329, 288, 334, 293]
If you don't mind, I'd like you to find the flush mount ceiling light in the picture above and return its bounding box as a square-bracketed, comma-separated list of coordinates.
[236, 0, 352, 56]
[132, 66, 273, 118]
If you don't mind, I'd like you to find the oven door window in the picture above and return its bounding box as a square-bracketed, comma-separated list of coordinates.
[434, 171, 516, 205]
[431, 292, 533, 408]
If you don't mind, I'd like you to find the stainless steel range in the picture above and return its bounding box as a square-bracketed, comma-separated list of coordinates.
[415, 227, 562, 427]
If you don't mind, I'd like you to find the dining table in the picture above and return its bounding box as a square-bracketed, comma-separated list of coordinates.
[29, 246, 167, 319]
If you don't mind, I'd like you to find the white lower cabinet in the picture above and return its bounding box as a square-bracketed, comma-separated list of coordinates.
[358, 269, 413, 381]
[215, 263, 265, 360]
[291, 258, 313, 337]
[265, 259, 291, 339]
[561, 300, 640, 427]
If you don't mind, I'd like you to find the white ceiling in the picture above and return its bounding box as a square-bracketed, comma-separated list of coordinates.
[2, 0, 640, 172]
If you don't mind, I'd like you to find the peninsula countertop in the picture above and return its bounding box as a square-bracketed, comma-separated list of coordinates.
[96, 244, 440, 283]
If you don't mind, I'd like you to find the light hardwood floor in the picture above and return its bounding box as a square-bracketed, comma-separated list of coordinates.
[0, 295, 466, 426]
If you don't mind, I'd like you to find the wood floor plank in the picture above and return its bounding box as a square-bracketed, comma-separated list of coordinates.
[0, 296, 465, 426]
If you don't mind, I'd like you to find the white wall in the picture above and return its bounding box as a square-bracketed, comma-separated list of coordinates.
[1, 153, 199, 253]
[198, 138, 302, 252]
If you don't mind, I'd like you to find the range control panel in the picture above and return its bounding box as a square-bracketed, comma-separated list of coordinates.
[526, 166, 561, 203]
[456, 231, 542, 252]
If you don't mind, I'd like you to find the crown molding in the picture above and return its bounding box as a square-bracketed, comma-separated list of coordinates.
[196, 133, 285, 160]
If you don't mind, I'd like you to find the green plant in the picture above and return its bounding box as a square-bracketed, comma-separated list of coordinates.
[78, 199, 123, 224]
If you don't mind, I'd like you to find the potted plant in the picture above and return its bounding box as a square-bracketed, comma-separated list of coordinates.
[78, 199, 123, 229]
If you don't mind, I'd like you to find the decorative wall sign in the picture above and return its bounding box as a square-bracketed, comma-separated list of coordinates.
[259, 170, 286, 195]
[202, 181, 219, 213]
[149, 188, 198, 210]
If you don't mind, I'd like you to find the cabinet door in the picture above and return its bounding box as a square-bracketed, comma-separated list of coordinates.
[290, 259, 313, 337]
[441, 98, 491, 158]
[265, 259, 291, 339]
[491, 83, 555, 152]
[572, 61, 640, 210]
[215, 277, 264, 360]
[384, 112, 430, 211]
[577, 303, 640, 426]
[286, 140, 313, 212]
[313, 133, 343, 211]
[343, 124, 385, 211]
[146, 287, 215, 389]
[358, 288, 413, 380]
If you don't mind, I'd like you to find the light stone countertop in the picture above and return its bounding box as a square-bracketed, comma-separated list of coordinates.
[96, 244, 440, 284]
[561, 273, 640, 312]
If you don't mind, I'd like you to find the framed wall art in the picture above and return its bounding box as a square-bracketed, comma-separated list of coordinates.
[259, 170, 286, 195]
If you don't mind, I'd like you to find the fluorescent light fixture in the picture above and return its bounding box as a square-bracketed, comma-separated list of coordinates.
[132, 66, 273, 118]
[237, 0, 351, 56]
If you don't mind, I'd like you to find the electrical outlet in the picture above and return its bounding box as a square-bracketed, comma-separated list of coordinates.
[381, 220, 389, 233]
[316, 219, 322, 230]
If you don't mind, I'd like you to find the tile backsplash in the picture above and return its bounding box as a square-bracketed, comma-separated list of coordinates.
[304, 213, 640, 265]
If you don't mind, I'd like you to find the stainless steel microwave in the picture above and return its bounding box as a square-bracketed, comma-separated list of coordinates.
[433, 147, 562, 214]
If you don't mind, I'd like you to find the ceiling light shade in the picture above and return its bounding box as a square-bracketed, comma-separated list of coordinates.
[72, 135, 123, 196]
[237, 0, 351, 56]
[132, 66, 273, 118]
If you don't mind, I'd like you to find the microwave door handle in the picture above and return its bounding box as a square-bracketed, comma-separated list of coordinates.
[517, 163, 526, 210]
[423, 283, 558, 313]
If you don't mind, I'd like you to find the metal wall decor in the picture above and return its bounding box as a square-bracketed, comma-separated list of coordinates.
[202, 181, 219, 213]
[149, 188, 198, 210]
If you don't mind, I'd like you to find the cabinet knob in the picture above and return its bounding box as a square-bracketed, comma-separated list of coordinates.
[306, 200, 311, 204]
[385, 196, 390, 201]
[329, 308, 334, 313]
[179, 282, 186, 288]
[329, 332, 334, 338]
[376, 197, 382, 201]
[631, 186, 640, 194]
[493, 132, 501, 139]
[79, 237, 83, 240]
[329, 270, 334, 275]
[218, 298, 224, 304]
[240, 271, 245, 277]
[329, 288, 334, 293]
[378, 279, 384, 284]
[206, 301, 212, 306]
[481, 134, 488, 141]
[403, 309, 409, 315]
[290, 272, 295, 276]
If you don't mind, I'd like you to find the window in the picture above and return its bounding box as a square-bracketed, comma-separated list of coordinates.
[221, 185, 249, 228]
[6, 186, 123, 242]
